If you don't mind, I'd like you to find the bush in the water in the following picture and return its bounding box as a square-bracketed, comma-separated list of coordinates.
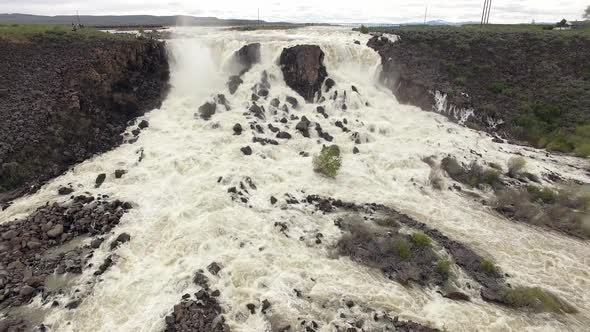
[436, 259, 452, 276]
[507, 157, 526, 177]
[359, 25, 369, 34]
[480, 258, 498, 276]
[498, 287, 577, 314]
[313, 145, 342, 178]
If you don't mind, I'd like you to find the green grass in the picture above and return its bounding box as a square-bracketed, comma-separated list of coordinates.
[313, 145, 342, 178]
[392, 239, 411, 260]
[498, 287, 577, 314]
[410, 232, 432, 247]
[0, 24, 135, 41]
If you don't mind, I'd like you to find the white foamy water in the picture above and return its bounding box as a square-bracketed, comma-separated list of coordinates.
[2, 26, 590, 331]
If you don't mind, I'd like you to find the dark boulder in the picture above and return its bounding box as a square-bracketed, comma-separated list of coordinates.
[324, 78, 335, 92]
[285, 96, 298, 109]
[279, 45, 328, 102]
[233, 123, 243, 135]
[215, 94, 230, 110]
[138, 120, 149, 129]
[270, 98, 280, 108]
[443, 291, 471, 302]
[95, 173, 106, 188]
[58, 187, 74, 195]
[258, 89, 269, 97]
[276, 132, 292, 140]
[295, 116, 311, 138]
[233, 43, 261, 75]
[114, 169, 127, 179]
[198, 102, 217, 120]
[227, 75, 243, 94]
[249, 103, 265, 120]
[109, 233, 131, 250]
[240, 146, 253, 156]
[208, 262, 222, 275]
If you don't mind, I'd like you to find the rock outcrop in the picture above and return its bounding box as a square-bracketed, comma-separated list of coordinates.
[367, 30, 590, 155]
[233, 43, 261, 75]
[0, 36, 170, 205]
[279, 45, 328, 102]
[226, 43, 261, 94]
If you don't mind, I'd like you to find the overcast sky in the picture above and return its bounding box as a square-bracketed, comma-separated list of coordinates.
[1, 0, 587, 24]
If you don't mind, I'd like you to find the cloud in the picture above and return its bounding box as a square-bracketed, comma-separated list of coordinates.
[0, 0, 586, 23]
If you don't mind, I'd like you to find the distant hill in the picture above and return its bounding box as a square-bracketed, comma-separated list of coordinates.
[0, 14, 288, 27]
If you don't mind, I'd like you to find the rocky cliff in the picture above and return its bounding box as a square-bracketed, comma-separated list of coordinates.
[368, 28, 590, 156]
[0, 36, 169, 205]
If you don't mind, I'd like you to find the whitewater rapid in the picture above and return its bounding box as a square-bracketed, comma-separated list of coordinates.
[2, 26, 590, 331]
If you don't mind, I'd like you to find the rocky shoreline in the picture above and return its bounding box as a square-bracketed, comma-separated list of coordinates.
[0, 35, 170, 207]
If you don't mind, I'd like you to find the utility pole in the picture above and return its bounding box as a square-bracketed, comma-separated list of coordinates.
[257, 8, 260, 25]
[481, 0, 489, 25]
[76, 10, 81, 27]
[424, 5, 428, 25]
[485, 0, 492, 24]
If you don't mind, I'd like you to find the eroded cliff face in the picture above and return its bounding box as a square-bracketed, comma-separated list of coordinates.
[368, 30, 590, 153]
[0, 37, 170, 204]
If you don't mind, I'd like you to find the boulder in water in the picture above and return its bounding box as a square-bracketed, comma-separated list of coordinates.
[296, 116, 311, 138]
[95, 173, 106, 188]
[324, 78, 335, 92]
[198, 102, 217, 120]
[249, 103, 265, 120]
[234, 43, 261, 75]
[227, 75, 243, 94]
[279, 45, 328, 102]
[285, 96, 299, 109]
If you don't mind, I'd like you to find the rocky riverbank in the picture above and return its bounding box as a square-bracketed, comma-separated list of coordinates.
[367, 28, 590, 157]
[0, 34, 169, 207]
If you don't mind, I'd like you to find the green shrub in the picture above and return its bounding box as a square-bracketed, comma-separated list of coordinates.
[436, 259, 451, 276]
[392, 239, 411, 260]
[313, 145, 342, 178]
[480, 259, 498, 275]
[498, 287, 577, 314]
[481, 169, 502, 186]
[411, 232, 432, 247]
[359, 25, 369, 34]
[507, 157, 526, 177]
[527, 186, 557, 204]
